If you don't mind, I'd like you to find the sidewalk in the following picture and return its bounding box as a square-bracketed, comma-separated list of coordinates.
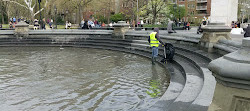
[164, 27, 244, 43]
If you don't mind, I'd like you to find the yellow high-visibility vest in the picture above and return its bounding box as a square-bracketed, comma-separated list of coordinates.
[150, 32, 159, 47]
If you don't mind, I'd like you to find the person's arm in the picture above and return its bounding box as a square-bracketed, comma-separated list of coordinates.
[148, 36, 150, 43]
[156, 33, 164, 45]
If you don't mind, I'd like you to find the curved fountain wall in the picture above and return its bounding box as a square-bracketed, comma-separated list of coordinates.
[0, 29, 237, 111]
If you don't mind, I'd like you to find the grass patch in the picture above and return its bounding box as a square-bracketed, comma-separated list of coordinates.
[1, 24, 9, 28]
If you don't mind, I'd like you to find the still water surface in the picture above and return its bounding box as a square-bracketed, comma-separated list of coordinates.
[0, 47, 169, 111]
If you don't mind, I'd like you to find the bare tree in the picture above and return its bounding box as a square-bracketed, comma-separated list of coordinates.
[1, 0, 48, 20]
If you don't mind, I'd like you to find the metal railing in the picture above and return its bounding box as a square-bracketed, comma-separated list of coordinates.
[196, 6, 207, 10]
[197, 0, 207, 3]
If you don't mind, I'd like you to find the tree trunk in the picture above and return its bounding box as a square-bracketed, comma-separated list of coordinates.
[153, 14, 156, 24]
[78, 4, 81, 24]
[1, 4, 4, 24]
[108, 0, 111, 24]
[152, 9, 157, 24]
[30, 10, 34, 21]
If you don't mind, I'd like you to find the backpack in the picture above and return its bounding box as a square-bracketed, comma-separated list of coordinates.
[165, 43, 175, 61]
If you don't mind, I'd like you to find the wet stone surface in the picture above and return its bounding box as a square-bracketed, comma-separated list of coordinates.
[0, 47, 169, 111]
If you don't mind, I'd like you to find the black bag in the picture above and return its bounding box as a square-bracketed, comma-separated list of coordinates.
[165, 43, 175, 61]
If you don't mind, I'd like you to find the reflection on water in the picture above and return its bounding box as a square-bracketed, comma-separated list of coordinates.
[0, 47, 169, 111]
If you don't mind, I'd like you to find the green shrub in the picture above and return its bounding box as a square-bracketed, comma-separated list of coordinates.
[110, 13, 125, 23]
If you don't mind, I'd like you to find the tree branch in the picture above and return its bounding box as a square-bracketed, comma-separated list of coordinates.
[32, 2, 36, 9]
[34, 8, 44, 16]
[7, 0, 29, 9]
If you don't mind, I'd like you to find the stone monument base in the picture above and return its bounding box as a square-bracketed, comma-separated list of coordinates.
[208, 38, 250, 111]
[208, 83, 250, 111]
[112, 21, 129, 39]
[200, 23, 232, 52]
[14, 21, 29, 38]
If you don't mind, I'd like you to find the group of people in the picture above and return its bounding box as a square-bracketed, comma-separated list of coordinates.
[65, 21, 72, 29]
[8, 17, 32, 29]
[34, 18, 54, 30]
[231, 21, 241, 28]
[9, 17, 18, 29]
[80, 19, 103, 29]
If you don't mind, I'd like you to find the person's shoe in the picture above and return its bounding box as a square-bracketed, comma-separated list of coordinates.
[152, 57, 155, 65]
[154, 57, 157, 62]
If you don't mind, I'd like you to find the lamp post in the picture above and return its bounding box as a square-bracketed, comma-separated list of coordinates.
[136, 0, 139, 27]
[178, 6, 181, 22]
[38, 0, 42, 29]
[241, 9, 244, 24]
[54, 5, 57, 29]
[66, 10, 68, 22]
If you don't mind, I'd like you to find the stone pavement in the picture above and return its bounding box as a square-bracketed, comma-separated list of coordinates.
[161, 27, 244, 43]
[129, 27, 244, 44]
[0, 27, 245, 44]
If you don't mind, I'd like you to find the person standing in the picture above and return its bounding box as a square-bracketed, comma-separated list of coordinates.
[49, 19, 53, 29]
[148, 27, 165, 65]
[42, 18, 46, 30]
[244, 24, 250, 38]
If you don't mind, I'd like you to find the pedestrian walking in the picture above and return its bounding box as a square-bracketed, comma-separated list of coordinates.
[42, 18, 46, 30]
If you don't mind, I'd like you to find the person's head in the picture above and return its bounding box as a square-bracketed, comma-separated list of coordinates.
[154, 27, 159, 33]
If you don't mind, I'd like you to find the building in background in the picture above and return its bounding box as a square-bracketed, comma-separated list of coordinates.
[115, 0, 148, 21]
[177, 0, 211, 23]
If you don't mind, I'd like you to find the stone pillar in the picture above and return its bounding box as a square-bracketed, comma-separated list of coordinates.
[200, 0, 238, 52]
[112, 21, 129, 39]
[14, 21, 29, 38]
[200, 23, 232, 52]
[210, 0, 238, 26]
[207, 38, 250, 111]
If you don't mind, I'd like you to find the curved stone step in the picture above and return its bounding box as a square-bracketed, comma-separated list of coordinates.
[166, 55, 204, 111]
[174, 49, 216, 111]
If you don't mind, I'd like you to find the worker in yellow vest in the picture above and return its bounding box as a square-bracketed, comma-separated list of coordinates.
[148, 27, 165, 65]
